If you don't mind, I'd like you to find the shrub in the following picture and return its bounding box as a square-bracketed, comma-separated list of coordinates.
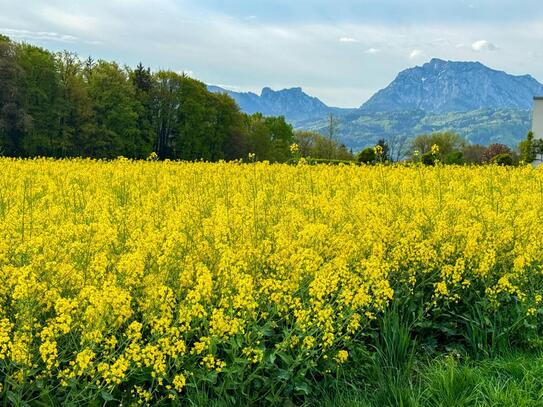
[357, 147, 376, 164]
[410, 132, 465, 158]
[482, 144, 512, 163]
[443, 151, 465, 165]
[421, 151, 436, 165]
[491, 153, 513, 166]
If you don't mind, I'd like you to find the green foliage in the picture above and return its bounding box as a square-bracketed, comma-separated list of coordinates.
[410, 131, 465, 158]
[263, 116, 295, 162]
[0, 34, 29, 155]
[519, 131, 536, 163]
[302, 109, 531, 153]
[421, 151, 436, 166]
[295, 130, 353, 161]
[86, 60, 141, 158]
[357, 147, 376, 164]
[370, 309, 417, 406]
[407, 134, 515, 166]
[53, 52, 92, 156]
[482, 143, 512, 162]
[240, 113, 294, 162]
[0, 35, 295, 162]
[443, 151, 464, 165]
[421, 358, 483, 407]
[310, 352, 543, 407]
[17, 43, 63, 156]
[491, 153, 514, 166]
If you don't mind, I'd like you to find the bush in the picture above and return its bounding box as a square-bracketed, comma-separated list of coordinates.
[421, 151, 436, 166]
[491, 153, 513, 166]
[357, 147, 376, 164]
[410, 132, 465, 158]
[443, 151, 464, 165]
[482, 144, 512, 163]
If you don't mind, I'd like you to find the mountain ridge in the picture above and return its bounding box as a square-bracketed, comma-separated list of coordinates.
[209, 59, 543, 150]
[207, 85, 355, 124]
[360, 58, 543, 113]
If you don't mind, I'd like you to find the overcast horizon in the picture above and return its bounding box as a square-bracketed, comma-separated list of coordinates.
[1, 0, 542, 107]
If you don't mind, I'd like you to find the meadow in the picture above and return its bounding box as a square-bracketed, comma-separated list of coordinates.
[1, 158, 543, 406]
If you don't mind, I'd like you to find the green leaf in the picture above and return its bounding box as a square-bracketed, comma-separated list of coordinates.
[277, 351, 294, 365]
[294, 380, 310, 395]
[7, 391, 20, 405]
[100, 390, 115, 402]
[277, 369, 291, 381]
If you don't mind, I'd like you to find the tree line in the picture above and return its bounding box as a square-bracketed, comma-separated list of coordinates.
[7, 35, 528, 166]
[0, 35, 353, 162]
[356, 131, 533, 166]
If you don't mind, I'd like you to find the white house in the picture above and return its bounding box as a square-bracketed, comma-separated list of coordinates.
[533, 97, 543, 166]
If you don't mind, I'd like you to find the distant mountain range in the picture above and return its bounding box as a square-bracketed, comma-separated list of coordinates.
[209, 59, 543, 151]
[207, 85, 354, 124]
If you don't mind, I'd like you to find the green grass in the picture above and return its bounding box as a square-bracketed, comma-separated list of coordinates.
[178, 301, 543, 406]
[310, 352, 543, 407]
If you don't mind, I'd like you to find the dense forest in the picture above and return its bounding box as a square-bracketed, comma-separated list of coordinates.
[0, 35, 352, 161]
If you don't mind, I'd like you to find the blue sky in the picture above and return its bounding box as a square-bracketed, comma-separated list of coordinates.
[1, 0, 542, 106]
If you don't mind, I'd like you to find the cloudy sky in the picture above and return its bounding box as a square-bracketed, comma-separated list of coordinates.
[1, 0, 543, 107]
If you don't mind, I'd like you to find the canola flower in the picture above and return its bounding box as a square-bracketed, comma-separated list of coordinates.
[0, 158, 542, 403]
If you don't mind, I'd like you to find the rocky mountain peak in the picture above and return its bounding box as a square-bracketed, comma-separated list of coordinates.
[361, 59, 543, 113]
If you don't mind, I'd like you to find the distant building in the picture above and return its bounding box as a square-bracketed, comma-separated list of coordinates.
[534, 97, 543, 136]
[533, 97, 543, 166]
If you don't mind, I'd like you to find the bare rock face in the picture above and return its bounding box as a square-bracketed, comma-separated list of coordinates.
[207, 85, 334, 123]
[360, 58, 543, 113]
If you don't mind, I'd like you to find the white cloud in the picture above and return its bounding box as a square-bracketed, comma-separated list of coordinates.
[211, 84, 245, 92]
[2, 0, 543, 107]
[38, 6, 99, 33]
[471, 39, 498, 51]
[339, 37, 358, 43]
[409, 49, 425, 59]
[0, 28, 78, 42]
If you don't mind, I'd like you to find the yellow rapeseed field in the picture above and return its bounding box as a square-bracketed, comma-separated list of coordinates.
[1, 158, 543, 403]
